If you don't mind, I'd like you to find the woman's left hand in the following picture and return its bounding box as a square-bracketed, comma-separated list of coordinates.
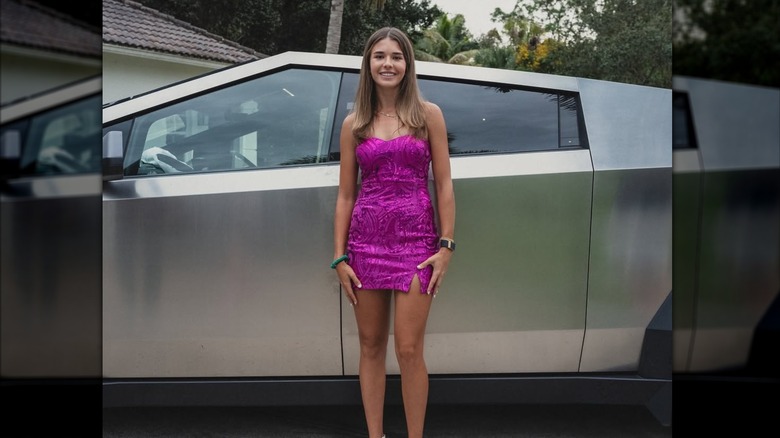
[417, 248, 453, 296]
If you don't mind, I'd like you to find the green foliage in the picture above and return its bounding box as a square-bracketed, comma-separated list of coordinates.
[135, 0, 441, 56]
[411, 0, 672, 87]
[519, 0, 673, 87]
[673, 0, 780, 87]
[337, 0, 443, 55]
[413, 13, 479, 62]
[490, 6, 545, 46]
[473, 46, 518, 70]
[135, 0, 675, 87]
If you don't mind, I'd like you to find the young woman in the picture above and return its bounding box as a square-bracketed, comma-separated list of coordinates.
[332, 27, 456, 438]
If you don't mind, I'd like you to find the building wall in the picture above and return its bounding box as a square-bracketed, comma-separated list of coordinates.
[0, 47, 101, 105]
[102, 46, 230, 105]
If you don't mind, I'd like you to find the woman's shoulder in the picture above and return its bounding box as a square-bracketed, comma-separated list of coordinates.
[341, 112, 358, 137]
[422, 101, 444, 125]
[339, 112, 358, 146]
[422, 101, 441, 113]
[342, 111, 356, 127]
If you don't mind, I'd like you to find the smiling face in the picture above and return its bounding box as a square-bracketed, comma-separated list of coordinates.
[369, 37, 407, 91]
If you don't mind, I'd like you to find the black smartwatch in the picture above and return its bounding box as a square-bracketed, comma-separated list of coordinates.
[439, 238, 456, 251]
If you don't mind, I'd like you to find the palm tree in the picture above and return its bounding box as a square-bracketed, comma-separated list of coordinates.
[414, 14, 478, 64]
[325, 0, 344, 54]
[326, 0, 386, 54]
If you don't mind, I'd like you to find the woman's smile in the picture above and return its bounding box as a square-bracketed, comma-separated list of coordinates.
[370, 38, 406, 87]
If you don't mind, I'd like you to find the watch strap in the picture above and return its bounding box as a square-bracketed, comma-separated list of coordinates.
[439, 238, 456, 251]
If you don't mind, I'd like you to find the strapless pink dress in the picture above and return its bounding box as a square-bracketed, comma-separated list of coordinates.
[347, 134, 438, 294]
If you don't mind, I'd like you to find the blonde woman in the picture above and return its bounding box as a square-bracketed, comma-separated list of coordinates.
[332, 27, 456, 438]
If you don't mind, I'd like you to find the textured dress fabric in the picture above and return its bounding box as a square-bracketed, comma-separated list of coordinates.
[347, 134, 438, 294]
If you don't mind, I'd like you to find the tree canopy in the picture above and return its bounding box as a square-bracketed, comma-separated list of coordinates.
[136, 0, 441, 56]
[673, 0, 780, 87]
[135, 0, 675, 87]
[514, 0, 673, 87]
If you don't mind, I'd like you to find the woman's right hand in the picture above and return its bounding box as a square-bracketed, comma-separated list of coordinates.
[336, 263, 361, 306]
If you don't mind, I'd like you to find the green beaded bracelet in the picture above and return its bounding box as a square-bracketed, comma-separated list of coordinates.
[330, 254, 349, 269]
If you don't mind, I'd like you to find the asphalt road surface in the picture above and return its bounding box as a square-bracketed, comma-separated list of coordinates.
[100, 404, 672, 438]
[7, 379, 778, 437]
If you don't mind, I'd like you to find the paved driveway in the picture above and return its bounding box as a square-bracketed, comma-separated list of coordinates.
[101, 404, 672, 437]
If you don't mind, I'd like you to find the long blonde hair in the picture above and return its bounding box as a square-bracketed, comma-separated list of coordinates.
[352, 27, 427, 142]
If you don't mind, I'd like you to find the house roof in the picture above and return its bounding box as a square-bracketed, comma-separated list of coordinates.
[0, 0, 101, 58]
[103, 0, 266, 64]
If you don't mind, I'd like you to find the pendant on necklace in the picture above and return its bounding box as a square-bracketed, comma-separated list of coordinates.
[377, 111, 397, 118]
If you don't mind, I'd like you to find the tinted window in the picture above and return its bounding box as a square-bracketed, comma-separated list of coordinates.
[329, 73, 360, 161]
[420, 79, 583, 154]
[122, 69, 341, 176]
[673, 92, 697, 149]
[0, 119, 28, 176]
[329, 73, 585, 157]
[10, 94, 102, 175]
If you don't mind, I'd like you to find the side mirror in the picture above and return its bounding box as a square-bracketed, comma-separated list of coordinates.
[0, 129, 21, 179]
[102, 130, 124, 181]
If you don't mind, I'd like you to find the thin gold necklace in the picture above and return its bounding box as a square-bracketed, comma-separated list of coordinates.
[377, 110, 398, 118]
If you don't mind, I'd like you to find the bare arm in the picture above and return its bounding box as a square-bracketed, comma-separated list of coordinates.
[333, 114, 361, 304]
[417, 102, 455, 294]
[426, 102, 455, 241]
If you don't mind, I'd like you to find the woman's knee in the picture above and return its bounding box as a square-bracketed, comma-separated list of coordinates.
[394, 340, 424, 365]
[359, 335, 388, 361]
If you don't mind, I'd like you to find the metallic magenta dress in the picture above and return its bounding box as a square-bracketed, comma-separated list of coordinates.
[347, 134, 438, 294]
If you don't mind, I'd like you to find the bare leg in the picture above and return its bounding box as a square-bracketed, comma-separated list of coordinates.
[394, 275, 433, 438]
[353, 289, 392, 438]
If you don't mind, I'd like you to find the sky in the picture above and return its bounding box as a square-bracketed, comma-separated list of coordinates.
[428, 0, 519, 37]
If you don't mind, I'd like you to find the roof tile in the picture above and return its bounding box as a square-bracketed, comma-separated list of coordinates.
[103, 0, 266, 64]
[1, 0, 101, 57]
